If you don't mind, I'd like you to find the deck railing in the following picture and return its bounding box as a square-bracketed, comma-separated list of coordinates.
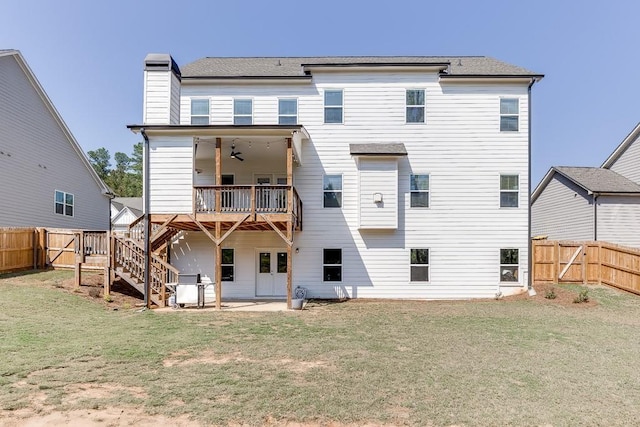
[195, 185, 299, 215]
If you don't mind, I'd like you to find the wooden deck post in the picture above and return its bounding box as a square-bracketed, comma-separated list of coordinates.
[215, 137, 222, 214]
[286, 137, 293, 309]
[215, 222, 222, 310]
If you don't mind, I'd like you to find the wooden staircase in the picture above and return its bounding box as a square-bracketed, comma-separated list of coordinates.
[112, 235, 179, 307]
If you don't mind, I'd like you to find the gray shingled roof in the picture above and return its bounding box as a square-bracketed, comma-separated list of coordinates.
[181, 56, 540, 78]
[350, 143, 407, 156]
[555, 167, 640, 193]
[112, 197, 143, 212]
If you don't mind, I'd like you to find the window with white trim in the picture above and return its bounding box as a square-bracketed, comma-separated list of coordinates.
[323, 249, 342, 282]
[323, 175, 342, 208]
[500, 98, 519, 131]
[278, 98, 297, 124]
[406, 89, 425, 123]
[500, 175, 519, 208]
[54, 190, 74, 217]
[500, 249, 519, 282]
[410, 249, 429, 281]
[190, 99, 210, 124]
[410, 174, 429, 207]
[234, 99, 252, 125]
[221, 248, 234, 281]
[324, 90, 343, 124]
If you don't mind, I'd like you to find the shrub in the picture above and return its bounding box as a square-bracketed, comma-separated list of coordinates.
[573, 289, 589, 304]
[103, 294, 114, 303]
[545, 288, 557, 299]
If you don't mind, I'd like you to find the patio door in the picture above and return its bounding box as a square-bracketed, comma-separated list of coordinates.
[256, 249, 287, 297]
[255, 174, 287, 211]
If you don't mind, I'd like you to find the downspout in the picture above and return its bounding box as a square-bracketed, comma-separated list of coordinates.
[527, 77, 536, 294]
[141, 128, 151, 309]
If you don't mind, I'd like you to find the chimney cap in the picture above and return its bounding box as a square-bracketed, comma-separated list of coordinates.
[144, 53, 181, 77]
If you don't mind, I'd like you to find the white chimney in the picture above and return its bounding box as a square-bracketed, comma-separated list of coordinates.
[143, 54, 181, 124]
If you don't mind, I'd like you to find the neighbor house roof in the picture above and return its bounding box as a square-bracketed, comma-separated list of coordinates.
[601, 122, 640, 169]
[111, 197, 143, 212]
[532, 166, 640, 203]
[181, 56, 542, 79]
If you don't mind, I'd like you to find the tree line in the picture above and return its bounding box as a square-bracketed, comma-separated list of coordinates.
[87, 143, 142, 197]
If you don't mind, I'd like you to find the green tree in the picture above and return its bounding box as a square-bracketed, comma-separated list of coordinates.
[87, 147, 111, 181]
[87, 144, 142, 197]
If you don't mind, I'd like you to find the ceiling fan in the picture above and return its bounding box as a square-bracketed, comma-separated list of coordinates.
[230, 144, 244, 161]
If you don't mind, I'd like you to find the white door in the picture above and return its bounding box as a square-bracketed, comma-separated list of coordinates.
[256, 249, 288, 297]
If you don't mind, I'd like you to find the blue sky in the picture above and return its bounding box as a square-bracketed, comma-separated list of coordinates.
[2, 0, 638, 184]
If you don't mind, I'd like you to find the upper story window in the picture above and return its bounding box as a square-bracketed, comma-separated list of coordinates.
[55, 190, 74, 217]
[500, 98, 519, 131]
[500, 175, 519, 208]
[500, 249, 519, 282]
[190, 99, 210, 125]
[234, 99, 253, 125]
[278, 98, 297, 125]
[410, 174, 429, 208]
[406, 89, 425, 123]
[324, 90, 343, 124]
[323, 175, 342, 208]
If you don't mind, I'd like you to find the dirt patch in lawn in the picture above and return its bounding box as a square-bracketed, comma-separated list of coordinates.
[505, 282, 598, 307]
[163, 350, 332, 372]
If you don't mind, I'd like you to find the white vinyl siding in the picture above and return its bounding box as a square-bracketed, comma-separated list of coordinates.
[358, 158, 398, 229]
[596, 196, 640, 248]
[148, 137, 193, 214]
[0, 54, 109, 229]
[531, 174, 594, 240]
[608, 133, 640, 184]
[172, 70, 530, 299]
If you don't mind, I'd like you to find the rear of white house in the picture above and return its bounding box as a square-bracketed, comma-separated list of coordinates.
[129, 54, 542, 303]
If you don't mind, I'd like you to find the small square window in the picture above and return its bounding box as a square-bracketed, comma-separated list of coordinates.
[500, 98, 519, 131]
[323, 175, 342, 208]
[324, 90, 343, 124]
[191, 99, 210, 125]
[234, 99, 253, 125]
[410, 174, 429, 207]
[323, 248, 342, 282]
[410, 249, 429, 282]
[54, 190, 74, 217]
[278, 98, 297, 125]
[500, 175, 519, 208]
[406, 89, 425, 123]
[500, 249, 519, 282]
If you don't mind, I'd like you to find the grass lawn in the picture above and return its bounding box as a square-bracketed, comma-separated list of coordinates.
[2, 270, 640, 426]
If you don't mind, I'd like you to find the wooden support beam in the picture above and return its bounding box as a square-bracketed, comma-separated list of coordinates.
[188, 214, 218, 244]
[259, 214, 293, 246]
[218, 214, 250, 245]
[215, 138, 222, 213]
[151, 214, 178, 242]
[215, 221, 222, 310]
[75, 257, 82, 288]
[286, 221, 293, 309]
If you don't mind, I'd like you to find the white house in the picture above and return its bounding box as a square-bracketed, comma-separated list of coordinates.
[0, 49, 111, 229]
[532, 123, 640, 247]
[127, 54, 543, 306]
[111, 197, 143, 235]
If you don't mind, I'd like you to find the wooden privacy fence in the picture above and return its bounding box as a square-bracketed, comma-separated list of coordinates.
[0, 228, 109, 273]
[532, 240, 640, 295]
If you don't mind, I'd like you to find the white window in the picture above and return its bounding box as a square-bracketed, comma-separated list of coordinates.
[406, 89, 425, 123]
[323, 249, 342, 282]
[500, 175, 519, 208]
[278, 98, 297, 125]
[410, 174, 429, 207]
[323, 175, 342, 208]
[190, 99, 209, 125]
[410, 249, 429, 282]
[324, 90, 343, 124]
[221, 248, 234, 281]
[54, 190, 74, 217]
[500, 98, 519, 131]
[500, 249, 519, 282]
[234, 99, 252, 125]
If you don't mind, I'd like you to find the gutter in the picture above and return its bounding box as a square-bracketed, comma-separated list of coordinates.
[527, 77, 538, 295]
[141, 128, 151, 308]
[588, 191, 599, 240]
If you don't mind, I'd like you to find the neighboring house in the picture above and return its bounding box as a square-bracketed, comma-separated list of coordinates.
[532, 123, 640, 248]
[128, 54, 543, 303]
[0, 49, 111, 229]
[111, 197, 143, 235]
